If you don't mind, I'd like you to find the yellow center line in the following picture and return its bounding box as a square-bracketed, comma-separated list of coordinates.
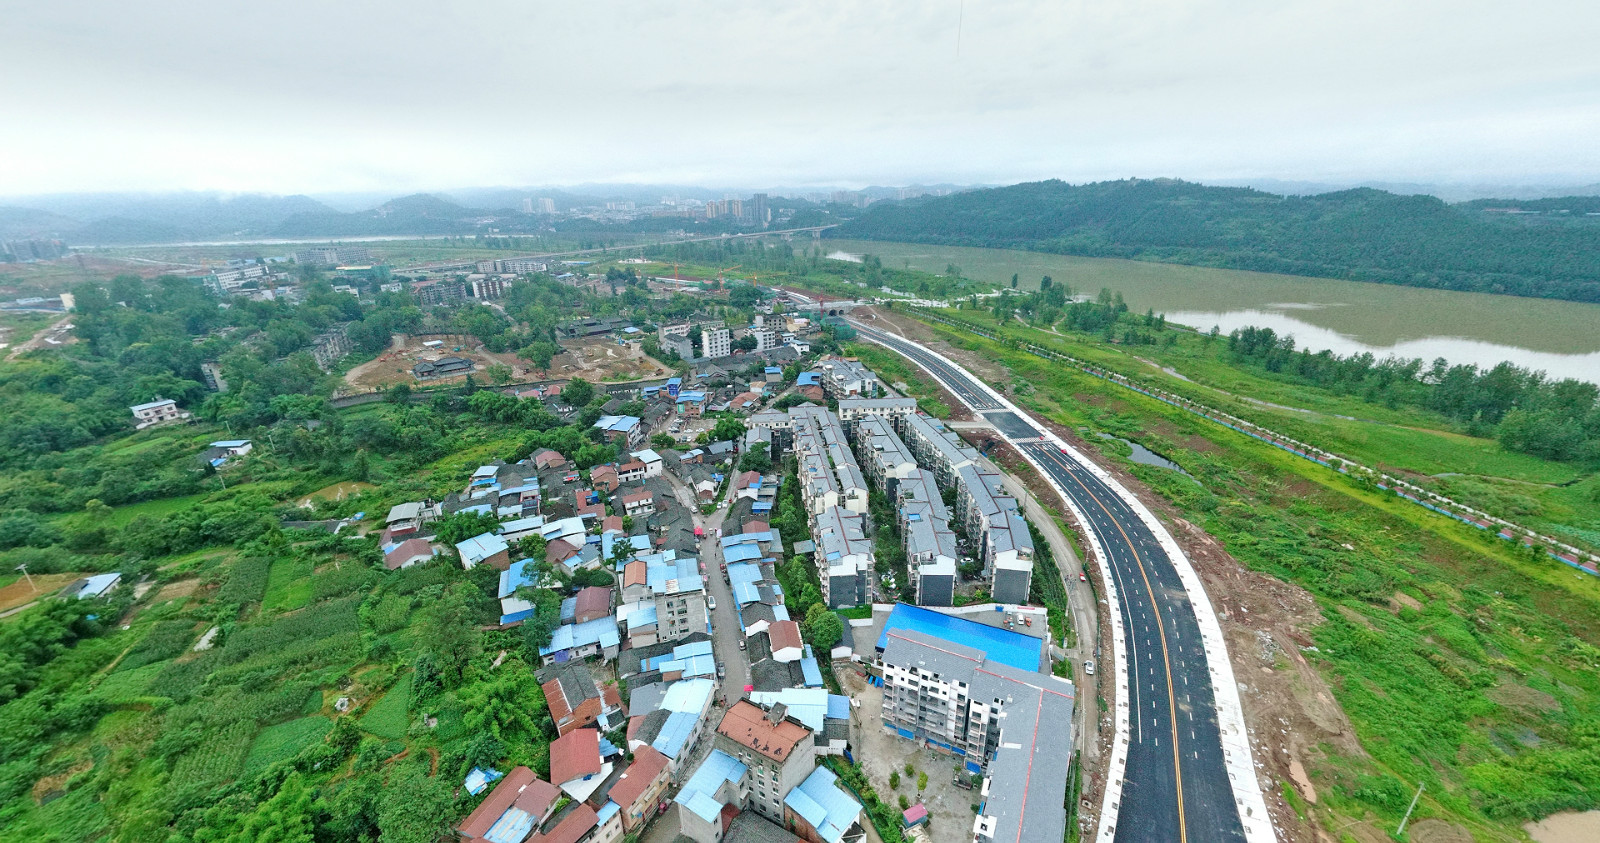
[1048, 448, 1187, 843]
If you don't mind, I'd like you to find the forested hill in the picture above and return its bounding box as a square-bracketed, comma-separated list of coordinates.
[833, 179, 1600, 303]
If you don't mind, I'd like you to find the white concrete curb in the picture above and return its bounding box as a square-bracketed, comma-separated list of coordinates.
[856, 326, 1277, 843]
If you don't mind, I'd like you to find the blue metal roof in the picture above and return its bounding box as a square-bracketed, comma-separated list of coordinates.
[498, 558, 541, 598]
[723, 544, 762, 563]
[484, 807, 535, 843]
[675, 749, 748, 821]
[457, 532, 509, 564]
[785, 767, 863, 843]
[540, 617, 620, 657]
[653, 711, 699, 759]
[876, 603, 1042, 673]
[800, 649, 824, 687]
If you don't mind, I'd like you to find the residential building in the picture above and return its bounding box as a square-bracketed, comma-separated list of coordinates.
[457, 533, 512, 570]
[712, 701, 814, 822]
[539, 617, 622, 664]
[954, 465, 1034, 605]
[643, 553, 707, 643]
[551, 729, 614, 803]
[702, 326, 731, 359]
[384, 538, 436, 570]
[629, 449, 664, 477]
[310, 323, 351, 371]
[130, 397, 191, 429]
[836, 397, 917, 426]
[615, 460, 646, 484]
[540, 661, 624, 737]
[538, 197, 557, 214]
[896, 412, 976, 488]
[784, 766, 867, 843]
[454, 766, 562, 843]
[812, 506, 870, 609]
[878, 627, 1073, 843]
[790, 406, 868, 515]
[621, 491, 656, 518]
[603, 746, 672, 834]
[593, 415, 646, 450]
[898, 470, 958, 607]
[816, 358, 877, 399]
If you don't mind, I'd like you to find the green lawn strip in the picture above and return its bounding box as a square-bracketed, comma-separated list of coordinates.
[243, 716, 334, 773]
[262, 556, 315, 613]
[359, 673, 413, 740]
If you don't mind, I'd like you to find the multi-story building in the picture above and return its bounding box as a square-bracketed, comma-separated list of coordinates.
[414, 279, 467, 306]
[130, 398, 191, 429]
[294, 246, 371, 268]
[954, 465, 1034, 605]
[711, 701, 814, 822]
[879, 627, 1074, 843]
[3, 239, 68, 261]
[538, 197, 557, 214]
[896, 412, 976, 487]
[813, 505, 871, 609]
[469, 275, 509, 300]
[897, 470, 958, 606]
[836, 397, 917, 426]
[701, 326, 730, 360]
[310, 324, 351, 371]
[816, 358, 877, 399]
[851, 415, 918, 496]
[790, 406, 868, 515]
[638, 553, 707, 643]
[750, 193, 770, 226]
[196, 263, 271, 293]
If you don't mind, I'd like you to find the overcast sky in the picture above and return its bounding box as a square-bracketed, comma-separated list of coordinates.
[4, 1, 1599, 196]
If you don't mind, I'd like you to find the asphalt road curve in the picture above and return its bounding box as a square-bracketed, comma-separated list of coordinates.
[853, 321, 1246, 843]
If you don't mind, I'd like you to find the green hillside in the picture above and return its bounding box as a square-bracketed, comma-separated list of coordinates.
[835, 179, 1600, 303]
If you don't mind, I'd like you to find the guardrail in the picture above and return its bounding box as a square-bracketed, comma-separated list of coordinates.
[906, 307, 1600, 577]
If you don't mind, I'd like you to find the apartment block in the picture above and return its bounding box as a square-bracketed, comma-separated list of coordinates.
[701, 326, 730, 360]
[879, 628, 1074, 843]
[813, 505, 871, 609]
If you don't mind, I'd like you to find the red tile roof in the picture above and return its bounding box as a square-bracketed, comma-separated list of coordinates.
[606, 746, 669, 809]
[383, 538, 435, 570]
[458, 766, 533, 838]
[531, 802, 598, 843]
[716, 701, 809, 763]
[574, 586, 611, 621]
[768, 620, 803, 653]
[602, 515, 623, 533]
[549, 728, 603, 785]
[623, 560, 647, 587]
[743, 520, 770, 535]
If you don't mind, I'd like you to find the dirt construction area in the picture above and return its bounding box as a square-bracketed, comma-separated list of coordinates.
[839, 667, 977, 843]
[342, 334, 670, 394]
[547, 335, 672, 383]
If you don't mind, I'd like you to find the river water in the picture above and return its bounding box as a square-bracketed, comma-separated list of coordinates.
[822, 239, 1600, 383]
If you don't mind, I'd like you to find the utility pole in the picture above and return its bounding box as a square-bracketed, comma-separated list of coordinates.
[1397, 782, 1425, 836]
[16, 563, 35, 592]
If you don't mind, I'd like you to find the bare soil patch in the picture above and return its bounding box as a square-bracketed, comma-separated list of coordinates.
[0, 572, 86, 613]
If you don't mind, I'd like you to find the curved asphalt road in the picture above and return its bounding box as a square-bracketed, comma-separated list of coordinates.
[851, 320, 1247, 843]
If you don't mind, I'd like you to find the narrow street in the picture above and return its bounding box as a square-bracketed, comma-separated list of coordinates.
[660, 469, 752, 696]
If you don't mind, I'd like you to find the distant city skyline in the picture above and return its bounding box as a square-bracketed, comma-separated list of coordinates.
[5, 2, 1600, 195]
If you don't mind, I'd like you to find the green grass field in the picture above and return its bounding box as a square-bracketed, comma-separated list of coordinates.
[243, 716, 333, 772]
[359, 673, 413, 740]
[262, 556, 315, 613]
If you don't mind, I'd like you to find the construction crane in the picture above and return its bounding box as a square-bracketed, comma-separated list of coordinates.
[716, 264, 741, 290]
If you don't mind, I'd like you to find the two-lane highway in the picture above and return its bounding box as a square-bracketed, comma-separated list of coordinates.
[851, 319, 1264, 843]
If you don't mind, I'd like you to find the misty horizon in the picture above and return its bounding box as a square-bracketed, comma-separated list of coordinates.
[7, 2, 1600, 196]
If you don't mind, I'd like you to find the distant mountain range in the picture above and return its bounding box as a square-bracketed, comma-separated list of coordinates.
[834, 179, 1600, 303]
[0, 192, 500, 244]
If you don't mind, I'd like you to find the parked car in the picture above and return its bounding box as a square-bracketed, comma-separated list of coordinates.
[1079, 572, 1087, 582]
[1084, 659, 1095, 675]
[708, 596, 717, 610]
[717, 662, 726, 679]
[738, 639, 746, 650]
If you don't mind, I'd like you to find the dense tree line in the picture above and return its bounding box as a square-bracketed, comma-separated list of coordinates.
[1225, 326, 1600, 462]
[839, 179, 1600, 303]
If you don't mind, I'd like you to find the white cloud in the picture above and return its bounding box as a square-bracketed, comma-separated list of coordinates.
[3, 1, 1599, 194]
